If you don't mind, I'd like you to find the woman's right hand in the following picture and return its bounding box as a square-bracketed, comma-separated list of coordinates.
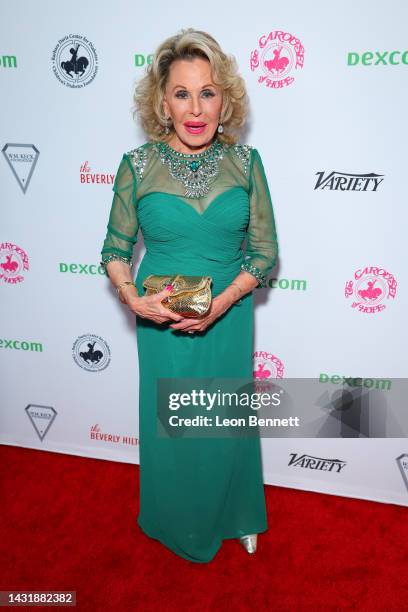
[124, 286, 184, 325]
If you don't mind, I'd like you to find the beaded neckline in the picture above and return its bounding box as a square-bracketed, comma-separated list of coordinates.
[157, 137, 221, 159]
[151, 137, 228, 198]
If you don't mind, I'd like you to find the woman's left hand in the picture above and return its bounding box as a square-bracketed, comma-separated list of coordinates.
[168, 295, 231, 334]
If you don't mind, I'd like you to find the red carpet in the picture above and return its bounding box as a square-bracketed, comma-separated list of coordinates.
[0, 444, 406, 611]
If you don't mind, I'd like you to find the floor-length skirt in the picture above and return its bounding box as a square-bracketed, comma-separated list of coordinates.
[134, 263, 268, 563]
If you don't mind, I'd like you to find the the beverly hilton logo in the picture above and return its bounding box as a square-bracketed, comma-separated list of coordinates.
[52, 34, 98, 88]
[250, 29, 304, 88]
[80, 161, 115, 185]
[345, 266, 397, 314]
[0, 242, 29, 284]
[90, 424, 139, 446]
[2, 143, 40, 193]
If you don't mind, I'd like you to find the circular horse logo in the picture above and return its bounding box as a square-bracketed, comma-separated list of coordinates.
[344, 266, 397, 314]
[250, 29, 305, 89]
[253, 350, 284, 380]
[72, 334, 111, 372]
[52, 34, 98, 88]
[252, 350, 284, 396]
[0, 242, 29, 284]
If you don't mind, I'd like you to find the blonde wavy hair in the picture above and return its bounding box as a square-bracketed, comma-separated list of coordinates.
[132, 28, 248, 145]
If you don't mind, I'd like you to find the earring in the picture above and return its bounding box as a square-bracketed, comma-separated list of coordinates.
[217, 122, 224, 134]
[164, 117, 171, 135]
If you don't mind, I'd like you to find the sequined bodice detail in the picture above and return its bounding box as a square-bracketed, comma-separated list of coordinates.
[100, 140, 278, 287]
[150, 139, 226, 198]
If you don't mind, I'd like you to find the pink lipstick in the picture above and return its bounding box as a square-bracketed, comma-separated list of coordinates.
[184, 122, 207, 134]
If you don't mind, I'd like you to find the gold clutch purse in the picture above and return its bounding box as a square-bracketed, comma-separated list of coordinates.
[142, 274, 213, 318]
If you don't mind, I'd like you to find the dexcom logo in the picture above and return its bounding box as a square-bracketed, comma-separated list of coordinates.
[134, 54, 153, 67]
[0, 54, 17, 68]
[59, 263, 105, 275]
[348, 50, 408, 66]
[0, 338, 43, 352]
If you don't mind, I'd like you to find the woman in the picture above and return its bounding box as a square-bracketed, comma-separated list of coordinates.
[100, 28, 278, 563]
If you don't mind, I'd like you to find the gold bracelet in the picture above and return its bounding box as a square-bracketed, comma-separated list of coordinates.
[116, 281, 137, 303]
[116, 280, 134, 294]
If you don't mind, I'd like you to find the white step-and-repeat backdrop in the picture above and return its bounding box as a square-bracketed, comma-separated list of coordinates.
[1, 0, 407, 507]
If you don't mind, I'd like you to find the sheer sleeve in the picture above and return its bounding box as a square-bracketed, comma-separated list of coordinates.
[240, 148, 279, 286]
[100, 154, 139, 276]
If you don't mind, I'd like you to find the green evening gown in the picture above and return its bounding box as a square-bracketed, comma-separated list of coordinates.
[100, 138, 278, 563]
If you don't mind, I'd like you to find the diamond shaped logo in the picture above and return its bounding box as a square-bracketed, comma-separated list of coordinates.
[25, 404, 57, 441]
[2, 143, 40, 193]
[396, 454, 408, 493]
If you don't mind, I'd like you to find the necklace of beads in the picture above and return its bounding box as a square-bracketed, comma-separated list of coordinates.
[152, 138, 228, 198]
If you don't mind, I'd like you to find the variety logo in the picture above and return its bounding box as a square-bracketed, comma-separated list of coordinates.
[250, 29, 304, 89]
[253, 350, 284, 379]
[348, 50, 408, 66]
[52, 34, 98, 88]
[79, 161, 115, 185]
[90, 424, 139, 446]
[0, 242, 29, 284]
[2, 143, 40, 193]
[26, 404, 57, 441]
[0, 54, 17, 68]
[314, 171, 384, 191]
[345, 266, 397, 314]
[396, 454, 408, 493]
[72, 334, 111, 372]
[288, 452, 347, 473]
